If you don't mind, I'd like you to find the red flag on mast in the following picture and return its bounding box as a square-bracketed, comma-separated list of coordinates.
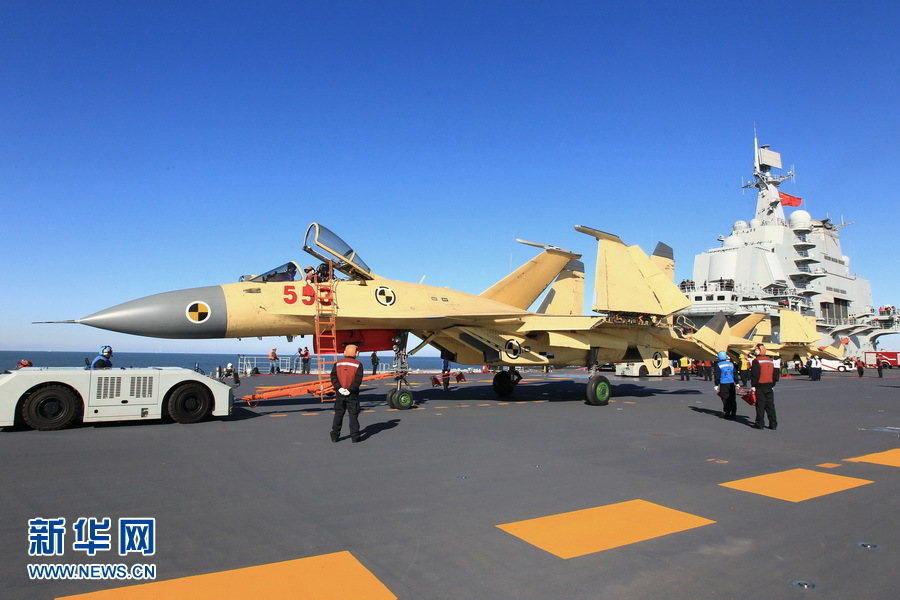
[779, 191, 802, 207]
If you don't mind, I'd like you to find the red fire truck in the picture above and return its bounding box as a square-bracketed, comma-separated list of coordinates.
[864, 351, 899, 369]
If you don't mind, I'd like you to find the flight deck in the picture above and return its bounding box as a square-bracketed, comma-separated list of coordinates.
[2, 370, 898, 599]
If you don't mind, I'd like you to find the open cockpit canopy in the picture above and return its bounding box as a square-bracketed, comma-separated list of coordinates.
[302, 223, 374, 280]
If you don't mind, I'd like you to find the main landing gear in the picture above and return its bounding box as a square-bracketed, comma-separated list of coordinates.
[492, 367, 522, 397]
[585, 374, 611, 406]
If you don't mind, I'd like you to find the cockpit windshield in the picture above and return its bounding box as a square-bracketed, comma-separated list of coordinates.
[302, 223, 373, 280]
[240, 262, 301, 283]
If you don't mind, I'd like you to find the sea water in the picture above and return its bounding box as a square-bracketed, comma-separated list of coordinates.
[0, 350, 446, 375]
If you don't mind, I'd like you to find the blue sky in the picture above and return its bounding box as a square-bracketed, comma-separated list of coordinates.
[2, 1, 899, 354]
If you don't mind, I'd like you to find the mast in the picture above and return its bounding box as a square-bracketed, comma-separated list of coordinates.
[742, 133, 794, 223]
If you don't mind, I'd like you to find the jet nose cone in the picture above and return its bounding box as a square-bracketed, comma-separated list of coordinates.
[79, 286, 227, 339]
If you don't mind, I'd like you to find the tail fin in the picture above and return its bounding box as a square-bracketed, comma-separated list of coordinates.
[817, 338, 846, 359]
[480, 241, 581, 310]
[575, 226, 691, 316]
[536, 259, 585, 315]
[650, 242, 675, 282]
[691, 311, 733, 354]
[730, 313, 766, 339]
[777, 309, 819, 345]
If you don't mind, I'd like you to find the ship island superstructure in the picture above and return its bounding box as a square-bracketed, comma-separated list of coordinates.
[677, 138, 898, 355]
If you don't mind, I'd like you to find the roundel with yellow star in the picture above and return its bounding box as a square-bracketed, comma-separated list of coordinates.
[186, 301, 212, 324]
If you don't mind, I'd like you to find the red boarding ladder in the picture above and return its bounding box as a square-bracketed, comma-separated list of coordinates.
[314, 261, 338, 399]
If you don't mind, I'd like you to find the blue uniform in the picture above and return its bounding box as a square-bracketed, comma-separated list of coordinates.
[714, 358, 737, 419]
[90, 355, 112, 369]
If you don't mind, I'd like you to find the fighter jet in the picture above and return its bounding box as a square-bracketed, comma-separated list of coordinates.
[48, 223, 717, 407]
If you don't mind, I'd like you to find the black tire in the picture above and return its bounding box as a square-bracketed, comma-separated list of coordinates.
[638, 365, 649, 377]
[394, 389, 414, 410]
[492, 371, 515, 397]
[586, 374, 611, 406]
[166, 383, 212, 424]
[387, 389, 399, 409]
[21, 385, 80, 431]
[662, 367, 672, 377]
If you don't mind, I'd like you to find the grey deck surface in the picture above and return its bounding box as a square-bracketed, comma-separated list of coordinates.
[2, 369, 898, 599]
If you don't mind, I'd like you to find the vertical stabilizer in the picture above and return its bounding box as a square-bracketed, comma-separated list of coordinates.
[575, 226, 691, 316]
[536, 259, 585, 315]
[481, 242, 581, 310]
[650, 242, 676, 282]
[778, 309, 820, 345]
[691, 311, 733, 353]
[817, 338, 846, 359]
[730, 313, 767, 339]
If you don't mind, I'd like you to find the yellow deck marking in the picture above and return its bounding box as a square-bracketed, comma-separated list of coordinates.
[496, 500, 715, 559]
[844, 448, 900, 468]
[268, 414, 287, 418]
[58, 552, 395, 600]
[478, 403, 491, 406]
[719, 468, 873, 502]
[497, 402, 509, 405]
[457, 404, 470, 408]
[434, 406, 449, 409]
[301, 413, 318, 416]
[623, 401, 637, 404]
[817, 463, 842, 469]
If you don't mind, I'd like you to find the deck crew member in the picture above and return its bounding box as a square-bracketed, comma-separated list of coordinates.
[90, 346, 114, 370]
[330, 344, 365, 443]
[268, 348, 278, 374]
[738, 353, 751, 387]
[713, 351, 737, 420]
[750, 344, 779, 430]
[679, 355, 691, 381]
[808, 355, 822, 381]
[301, 347, 311, 374]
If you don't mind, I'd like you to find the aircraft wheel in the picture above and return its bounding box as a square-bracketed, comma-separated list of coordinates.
[167, 383, 212, 424]
[586, 374, 611, 406]
[22, 385, 80, 430]
[492, 371, 516, 397]
[394, 389, 415, 410]
[387, 389, 399, 409]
